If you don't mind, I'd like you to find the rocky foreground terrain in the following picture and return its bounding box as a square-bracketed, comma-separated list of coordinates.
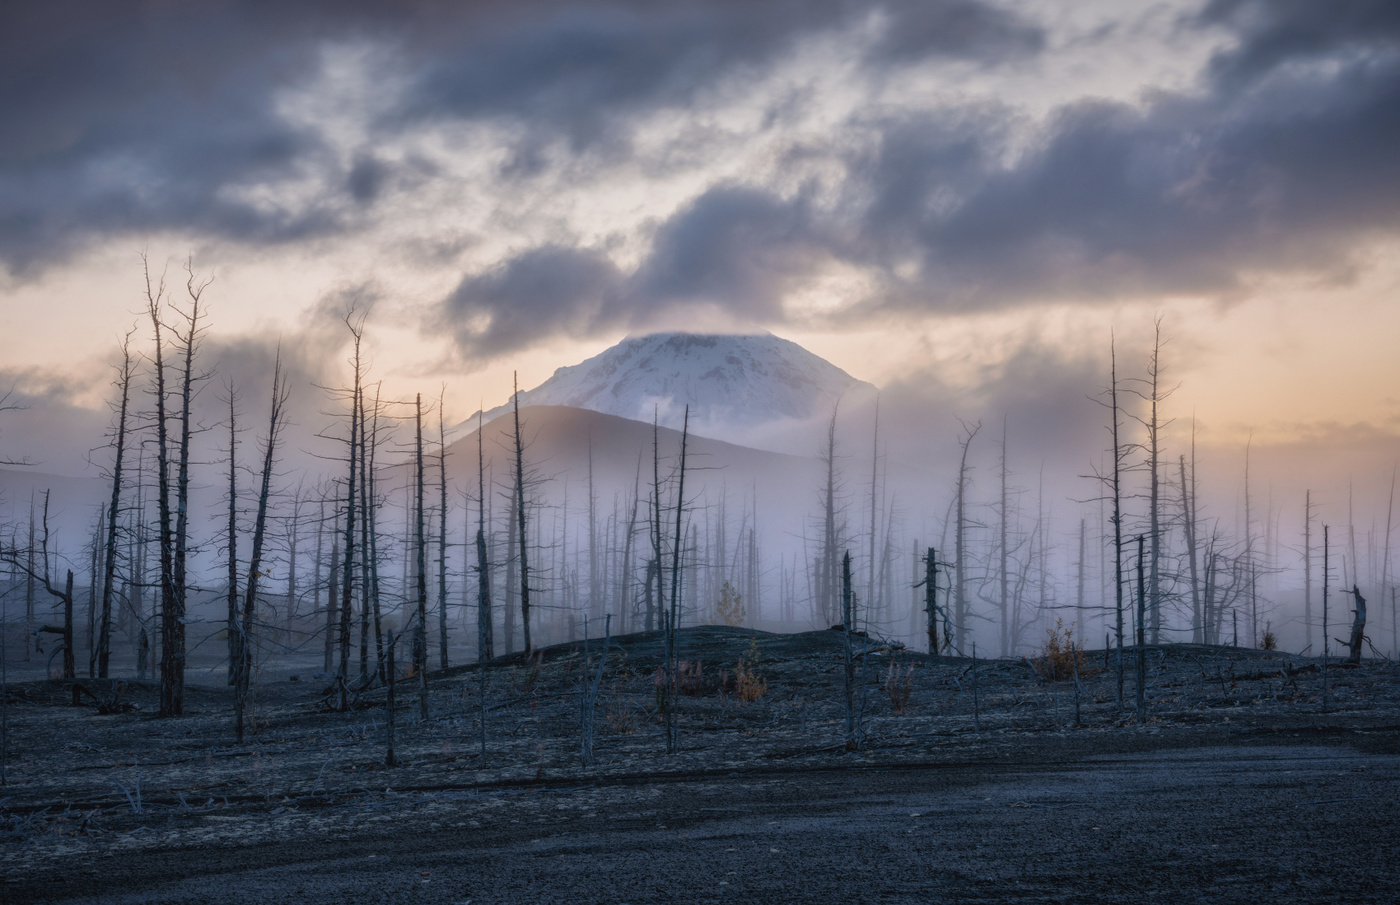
[3, 627, 1399, 903]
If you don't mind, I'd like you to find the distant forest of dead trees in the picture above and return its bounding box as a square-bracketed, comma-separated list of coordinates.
[1, 266, 1396, 722]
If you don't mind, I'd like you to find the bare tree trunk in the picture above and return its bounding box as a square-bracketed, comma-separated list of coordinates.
[325, 535, 339, 673]
[285, 491, 301, 635]
[438, 388, 450, 670]
[1304, 491, 1313, 652]
[235, 354, 287, 743]
[476, 411, 494, 662]
[337, 311, 365, 710]
[166, 260, 208, 716]
[1147, 326, 1163, 645]
[1110, 338, 1125, 707]
[504, 476, 518, 655]
[1076, 518, 1087, 643]
[98, 333, 134, 678]
[999, 415, 1010, 657]
[1323, 525, 1331, 711]
[24, 498, 34, 663]
[366, 385, 385, 679]
[818, 406, 840, 627]
[664, 407, 690, 755]
[842, 551, 857, 749]
[358, 390, 372, 685]
[867, 398, 880, 638]
[415, 394, 430, 720]
[1181, 451, 1202, 644]
[1380, 471, 1395, 657]
[1136, 534, 1147, 722]
[87, 513, 99, 678]
[1342, 585, 1366, 665]
[225, 388, 240, 684]
[924, 547, 939, 655]
[588, 438, 601, 623]
[954, 421, 980, 653]
[512, 373, 532, 656]
[143, 259, 181, 716]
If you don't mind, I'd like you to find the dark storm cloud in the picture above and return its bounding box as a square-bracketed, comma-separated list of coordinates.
[398, 0, 1040, 149]
[857, 0, 1400, 311]
[632, 187, 823, 319]
[444, 186, 834, 358]
[1197, 0, 1400, 86]
[0, 0, 1041, 276]
[441, 245, 623, 358]
[438, 1, 1400, 357]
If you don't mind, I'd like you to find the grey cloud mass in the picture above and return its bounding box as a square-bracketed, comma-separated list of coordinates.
[0, 0, 1040, 275]
[4, 0, 1399, 365]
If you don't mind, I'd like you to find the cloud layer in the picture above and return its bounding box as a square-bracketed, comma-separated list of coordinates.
[4, 0, 1399, 364]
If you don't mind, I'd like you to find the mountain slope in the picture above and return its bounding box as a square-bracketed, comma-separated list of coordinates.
[470, 332, 875, 449]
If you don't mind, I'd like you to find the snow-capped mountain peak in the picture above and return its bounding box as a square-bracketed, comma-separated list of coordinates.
[474, 332, 875, 449]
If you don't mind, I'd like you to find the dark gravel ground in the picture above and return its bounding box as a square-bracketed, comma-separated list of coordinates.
[4, 627, 1399, 903]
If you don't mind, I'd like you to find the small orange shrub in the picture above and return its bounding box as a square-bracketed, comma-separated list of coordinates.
[1030, 619, 1088, 681]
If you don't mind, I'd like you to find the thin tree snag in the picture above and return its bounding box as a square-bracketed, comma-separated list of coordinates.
[415, 393, 430, 720]
[476, 409, 494, 663]
[97, 331, 135, 679]
[225, 387, 240, 685]
[438, 387, 450, 671]
[1341, 585, 1366, 666]
[665, 406, 690, 756]
[1136, 533, 1147, 723]
[923, 547, 939, 655]
[513, 372, 532, 657]
[842, 551, 856, 749]
[235, 352, 288, 743]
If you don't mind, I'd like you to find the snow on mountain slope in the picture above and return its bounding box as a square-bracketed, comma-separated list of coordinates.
[471, 332, 875, 451]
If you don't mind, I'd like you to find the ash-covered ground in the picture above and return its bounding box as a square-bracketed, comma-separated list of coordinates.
[4, 627, 1399, 904]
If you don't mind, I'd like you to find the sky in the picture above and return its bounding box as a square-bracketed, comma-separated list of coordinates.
[1, 0, 1399, 490]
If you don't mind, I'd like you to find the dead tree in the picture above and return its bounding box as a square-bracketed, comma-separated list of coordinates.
[1120, 321, 1175, 645]
[998, 415, 1010, 657]
[474, 412, 493, 761]
[1304, 490, 1314, 652]
[842, 551, 857, 749]
[866, 397, 881, 636]
[815, 404, 842, 627]
[146, 256, 208, 717]
[922, 546, 939, 654]
[1135, 533, 1147, 723]
[1180, 443, 1202, 644]
[1322, 524, 1331, 711]
[335, 309, 366, 709]
[648, 413, 664, 634]
[234, 353, 288, 743]
[953, 420, 981, 653]
[475, 411, 494, 661]
[664, 406, 690, 755]
[414, 394, 430, 719]
[97, 332, 135, 678]
[1381, 470, 1396, 656]
[363, 385, 385, 680]
[224, 386, 240, 684]
[3, 492, 77, 680]
[437, 387, 450, 670]
[1340, 585, 1366, 665]
[1106, 337, 1127, 705]
[512, 373, 533, 656]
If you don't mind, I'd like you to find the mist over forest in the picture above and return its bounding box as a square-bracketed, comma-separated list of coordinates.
[3, 292, 1395, 688]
